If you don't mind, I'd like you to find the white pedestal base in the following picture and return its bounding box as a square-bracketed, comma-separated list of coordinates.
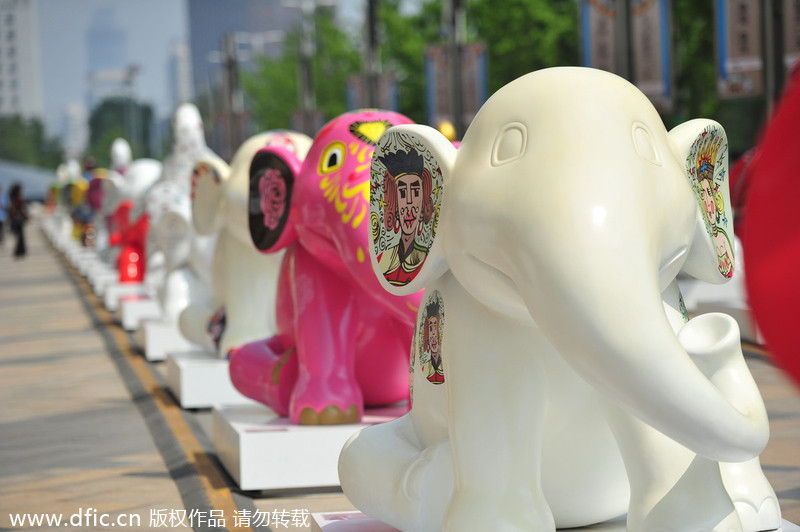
[74, 250, 100, 275]
[85, 260, 113, 284]
[104, 282, 149, 312]
[213, 405, 404, 491]
[120, 297, 162, 332]
[138, 320, 195, 362]
[67, 246, 94, 268]
[166, 350, 253, 409]
[92, 271, 120, 297]
[310, 513, 800, 532]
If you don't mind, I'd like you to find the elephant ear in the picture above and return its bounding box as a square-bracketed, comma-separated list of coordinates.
[369, 124, 455, 296]
[191, 154, 230, 236]
[248, 145, 302, 253]
[100, 172, 125, 216]
[670, 119, 736, 283]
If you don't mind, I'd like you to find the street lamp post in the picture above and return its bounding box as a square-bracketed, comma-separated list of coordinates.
[284, 0, 337, 136]
[366, 0, 379, 108]
[209, 30, 285, 158]
[445, 0, 466, 138]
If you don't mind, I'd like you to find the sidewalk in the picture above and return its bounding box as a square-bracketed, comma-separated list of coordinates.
[1, 213, 799, 531]
[0, 215, 191, 530]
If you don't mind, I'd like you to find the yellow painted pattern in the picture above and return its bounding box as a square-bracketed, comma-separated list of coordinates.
[318, 142, 376, 230]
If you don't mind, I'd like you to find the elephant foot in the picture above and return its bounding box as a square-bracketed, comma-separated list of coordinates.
[721, 458, 781, 532]
[443, 490, 555, 532]
[228, 335, 298, 416]
[298, 404, 359, 425]
[631, 456, 743, 532]
[733, 498, 781, 532]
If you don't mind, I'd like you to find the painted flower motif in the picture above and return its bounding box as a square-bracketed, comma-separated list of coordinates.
[259, 168, 287, 230]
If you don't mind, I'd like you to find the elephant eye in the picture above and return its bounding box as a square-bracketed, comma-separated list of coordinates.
[319, 142, 346, 174]
[632, 122, 662, 166]
[491, 122, 527, 167]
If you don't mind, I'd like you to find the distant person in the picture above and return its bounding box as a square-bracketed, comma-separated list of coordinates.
[8, 182, 28, 259]
[0, 185, 6, 246]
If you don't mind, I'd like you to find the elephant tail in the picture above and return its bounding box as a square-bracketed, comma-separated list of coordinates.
[229, 334, 299, 416]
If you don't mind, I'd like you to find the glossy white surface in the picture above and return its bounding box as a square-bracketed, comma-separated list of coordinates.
[165, 350, 254, 409]
[137, 319, 195, 362]
[339, 67, 779, 532]
[187, 131, 312, 356]
[213, 405, 402, 491]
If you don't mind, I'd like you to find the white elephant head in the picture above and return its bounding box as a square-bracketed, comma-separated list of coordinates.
[110, 137, 132, 174]
[187, 131, 312, 355]
[370, 66, 763, 463]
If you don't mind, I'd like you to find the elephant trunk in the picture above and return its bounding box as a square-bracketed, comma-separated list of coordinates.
[514, 239, 767, 463]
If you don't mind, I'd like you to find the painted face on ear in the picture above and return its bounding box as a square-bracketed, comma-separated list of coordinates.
[418, 289, 445, 385]
[371, 131, 443, 288]
[686, 125, 734, 278]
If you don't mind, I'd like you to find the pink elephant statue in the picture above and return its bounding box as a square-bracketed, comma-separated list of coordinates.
[229, 110, 421, 425]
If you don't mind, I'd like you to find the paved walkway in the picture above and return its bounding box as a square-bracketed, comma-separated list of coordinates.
[1, 213, 799, 531]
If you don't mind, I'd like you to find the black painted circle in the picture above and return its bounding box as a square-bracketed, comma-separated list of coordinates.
[248, 151, 294, 251]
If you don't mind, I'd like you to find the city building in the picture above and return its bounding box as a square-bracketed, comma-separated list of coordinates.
[0, 0, 43, 119]
[186, 0, 304, 158]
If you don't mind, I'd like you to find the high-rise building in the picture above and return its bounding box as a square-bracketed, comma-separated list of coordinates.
[0, 0, 43, 119]
[169, 40, 194, 106]
[62, 102, 88, 160]
[85, 5, 129, 109]
[186, 0, 305, 158]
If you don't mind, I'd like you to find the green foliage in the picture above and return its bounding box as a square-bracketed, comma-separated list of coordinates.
[665, 0, 718, 126]
[243, 39, 299, 131]
[0, 115, 63, 168]
[243, 9, 362, 131]
[666, 0, 765, 155]
[378, 0, 444, 123]
[88, 97, 153, 165]
[314, 13, 363, 119]
[468, 0, 580, 92]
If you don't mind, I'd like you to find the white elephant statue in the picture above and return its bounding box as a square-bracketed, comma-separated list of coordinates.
[147, 180, 217, 329]
[339, 67, 780, 532]
[184, 130, 312, 356]
[89, 138, 134, 256]
[140, 103, 214, 292]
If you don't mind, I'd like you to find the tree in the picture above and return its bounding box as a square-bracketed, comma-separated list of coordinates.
[88, 97, 154, 165]
[377, 0, 444, 123]
[666, 0, 765, 155]
[468, 0, 579, 93]
[243, 7, 362, 132]
[0, 115, 63, 168]
[667, 0, 718, 125]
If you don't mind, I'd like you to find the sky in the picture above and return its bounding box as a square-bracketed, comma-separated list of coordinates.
[37, 0, 188, 141]
[32, 0, 420, 147]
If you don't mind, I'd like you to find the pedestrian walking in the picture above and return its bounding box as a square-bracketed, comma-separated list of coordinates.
[8, 182, 28, 259]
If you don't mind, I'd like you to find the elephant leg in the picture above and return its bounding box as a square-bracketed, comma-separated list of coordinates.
[290, 245, 363, 424]
[601, 397, 743, 532]
[353, 310, 413, 407]
[228, 334, 299, 417]
[339, 415, 453, 532]
[679, 312, 779, 531]
[721, 458, 781, 531]
[443, 291, 553, 532]
[675, 311, 780, 531]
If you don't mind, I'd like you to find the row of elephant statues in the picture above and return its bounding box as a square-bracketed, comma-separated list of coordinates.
[50, 66, 782, 532]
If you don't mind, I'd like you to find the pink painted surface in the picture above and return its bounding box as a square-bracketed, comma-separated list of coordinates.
[230, 111, 420, 424]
